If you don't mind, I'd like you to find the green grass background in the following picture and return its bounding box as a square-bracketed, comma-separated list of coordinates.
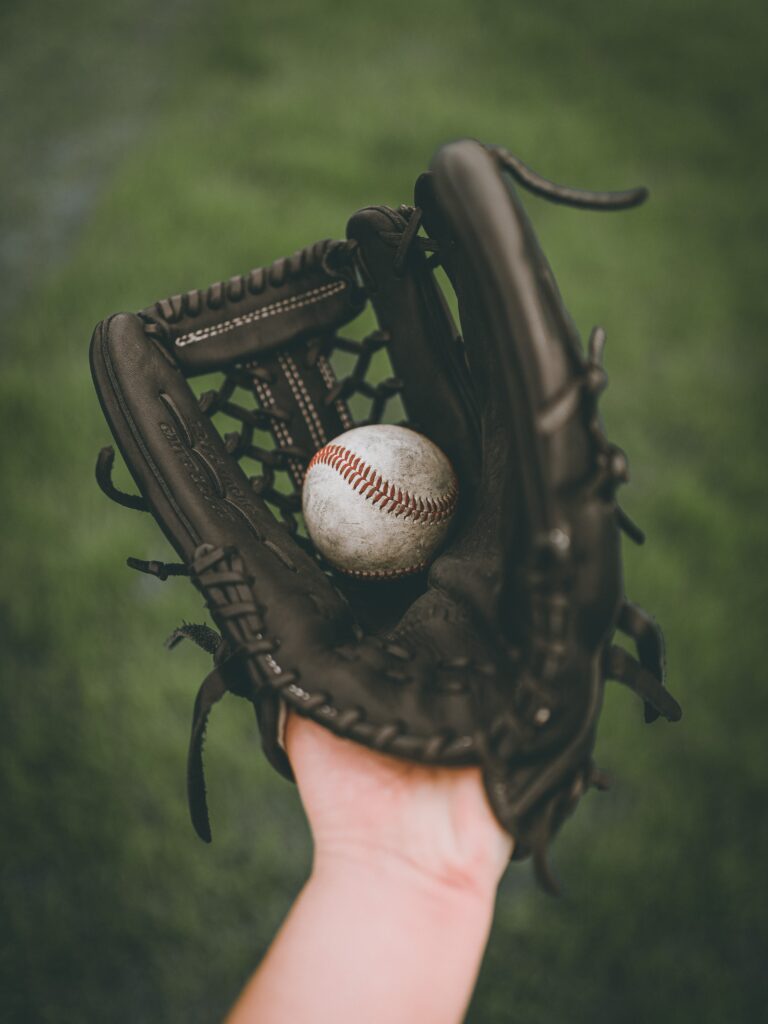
[1, 0, 766, 1020]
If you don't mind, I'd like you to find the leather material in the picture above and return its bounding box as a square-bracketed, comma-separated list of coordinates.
[90, 313, 481, 759]
[141, 240, 364, 376]
[346, 205, 481, 497]
[90, 139, 680, 890]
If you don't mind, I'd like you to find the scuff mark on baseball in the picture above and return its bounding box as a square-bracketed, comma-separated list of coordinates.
[302, 424, 459, 579]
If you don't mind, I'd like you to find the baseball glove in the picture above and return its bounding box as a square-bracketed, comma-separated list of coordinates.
[90, 138, 681, 892]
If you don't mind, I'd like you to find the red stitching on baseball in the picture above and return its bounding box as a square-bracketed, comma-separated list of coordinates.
[306, 443, 458, 524]
[336, 559, 430, 579]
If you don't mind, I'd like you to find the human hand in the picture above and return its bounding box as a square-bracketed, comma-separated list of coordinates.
[227, 710, 513, 1024]
[284, 708, 514, 899]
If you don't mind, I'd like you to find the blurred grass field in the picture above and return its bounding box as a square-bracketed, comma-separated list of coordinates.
[1, 0, 766, 1020]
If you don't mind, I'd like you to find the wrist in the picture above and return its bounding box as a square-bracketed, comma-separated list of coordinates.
[311, 838, 503, 909]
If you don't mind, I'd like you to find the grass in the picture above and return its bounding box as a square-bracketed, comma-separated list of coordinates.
[1, 0, 766, 1020]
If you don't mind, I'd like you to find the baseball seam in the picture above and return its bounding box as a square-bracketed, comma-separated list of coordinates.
[306, 443, 458, 524]
[335, 560, 429, 579]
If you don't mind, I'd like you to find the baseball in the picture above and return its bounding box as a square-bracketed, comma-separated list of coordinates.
[302, 424, 458, 579]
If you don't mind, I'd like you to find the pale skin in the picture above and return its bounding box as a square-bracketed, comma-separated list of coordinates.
[226, 709, 514, 1024]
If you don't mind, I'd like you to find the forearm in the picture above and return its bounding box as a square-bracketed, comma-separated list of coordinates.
[226, 852, 498, 1024]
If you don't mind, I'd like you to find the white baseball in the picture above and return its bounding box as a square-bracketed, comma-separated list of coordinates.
[302, 424, 458, 579]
